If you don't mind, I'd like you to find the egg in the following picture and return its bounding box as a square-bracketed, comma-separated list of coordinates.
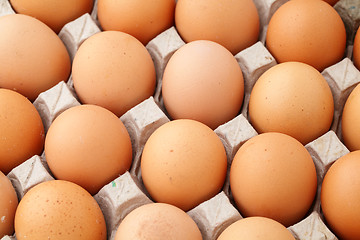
[72, 31, 156, 117]
[354, 26, 360, 70]
[321, 151, 360, 240]
[175, 0, 259, 55]
[341, 83, 360, 151]
[0, 14, 71, 101]
[0, 171, 18, 238]
[217, 217, 295, 240]
[162, 40, 244, 129]
[114, 203, 202, 240]
[9, 0, 94, 33]
[97, 0, 175, 45]
[249, 62, 334, 145]
[266, 0, 346, 71]
[0, 89, 45, 174]
[14, 180, 106, 240]
[230, 132, 317, 227]
[141, 119, 227, 211]
[44, 104, 132, 195]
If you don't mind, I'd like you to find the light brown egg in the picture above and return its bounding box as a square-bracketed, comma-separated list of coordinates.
[266, 0, 346, 71]
[9, 0, 94, 33]
[249, 62, 334, 145]
[0, 14, 71, 101]
[175, 0, 260, 55]
[217, 217, 295, 240]
[0, 171, 18, 238]
[45, 104, 132, 195]
[72, 31, 156, 117]
[354, 27, 360, 70]
[162, 40, 244, 129]
[230, 132, 317, 227]
[141, 119, 227, 211]
[14, 180, 106, 240]
[321, 151, 360, 240]
[0, 89, 44, 174]
[114, 203, 202, 240]
[175, 0, 259, 55]
[97, 0, 175, 45]
[341, 83, 360, 151]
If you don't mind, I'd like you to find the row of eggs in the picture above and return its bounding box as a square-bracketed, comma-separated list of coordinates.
[1, 0, 360, 239]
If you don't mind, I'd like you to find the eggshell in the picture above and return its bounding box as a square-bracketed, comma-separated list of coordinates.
[72, 31, 156, 117]
[44, 104, 132, 195]
[266, 0, 346, 71]
[9, 0, 94, 33]
[354, 26, 360, 70]
[341, 83, 360, 151]
[230, 132, 317, 227]
[114, 203, 202, 240]
[321, 151, 360, 240]
[217, 217, 296, 240]
[249, 62, 334, 145]
[162, 40, 244, 129]
[0, 171, 18, 238]
[0, 89, 45, 174]
[14, 180, 106, 240]
[97, 0, 175, 45]
[0, 14, 71, 101]
[140, 119, 227, 211]
[175, 0, 259, 55]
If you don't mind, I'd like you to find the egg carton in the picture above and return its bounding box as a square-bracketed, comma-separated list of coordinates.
[1, 0, 360, 239]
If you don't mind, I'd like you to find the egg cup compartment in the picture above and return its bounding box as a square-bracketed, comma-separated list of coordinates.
[0, 0, 13, 17]
[334, 0, 360, 56]
[94, 171, 153, 239]
[58, 13, 101, 62]
[1, 0, 360, 239]
[7, 156, 54, 200]
[322, 57, 360, 137]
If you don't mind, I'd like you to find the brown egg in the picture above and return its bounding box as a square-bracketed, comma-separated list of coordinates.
[0, 171, 18, 238]
[141, 119, 227, 211]
[321, 151, 360, 240]
[9, 0, 94, 33]
[45, 104, 132, 195]
[72, 31, 156, 117]
[266, 0, 346, 71]
[162, 40, 244, 129]
[175, 0, 259, 55]
[341, 83, 360, 151]
[114, 203, 202, 240]
[97, 0, 175, 45]
[14, 180, 106, 240]
[230, 132, 317, 227]
[175, 0, 260, 55]
[218, 217, 296, 240]
[354, 27, 360, 70]
[249, 62, 334, 145]
[0, 89, 44, 174]
[0, 14, 71, 101]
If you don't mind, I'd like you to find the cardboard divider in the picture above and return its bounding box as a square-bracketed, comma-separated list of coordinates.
[322, 58, 360, 137]
[120, 97, 170, 180]
[94, 171, 153, 240]
[0, 0, 14, 17]
[59, 13, 101, 62]
[146, 26, 185, 110]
